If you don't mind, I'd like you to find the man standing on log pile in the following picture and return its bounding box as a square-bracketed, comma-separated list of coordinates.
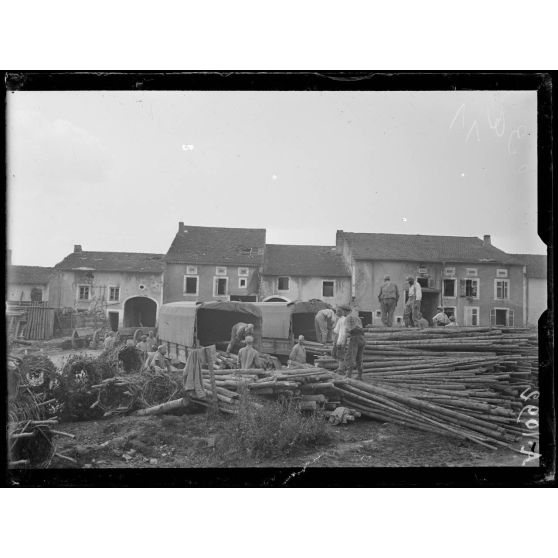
[314, 307, 337, 344]
[378, 274, 399, 327]
[404, 275, 422, 327]
[344, 307, 365, 379]
[226, 322, 254, 354]
[332, 306, 348, 374]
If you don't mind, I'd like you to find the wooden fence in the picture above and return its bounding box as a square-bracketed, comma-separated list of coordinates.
[22, 303, 56, 340]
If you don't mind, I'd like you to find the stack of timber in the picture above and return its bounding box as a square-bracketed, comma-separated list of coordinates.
[23, 303, 55, 341]
[303, 340, 333, 356]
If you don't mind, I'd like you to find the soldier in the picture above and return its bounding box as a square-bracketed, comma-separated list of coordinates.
[226, 322, 254, 354]
[237, 336, 261, 369]
[378, 274, 399, 327]
[404, 276, 422, 327]
[332, 306, 349, 373]
[314, 307, 337, 344]
[344, 308, 365, 379]
[288, 335, 307, 367]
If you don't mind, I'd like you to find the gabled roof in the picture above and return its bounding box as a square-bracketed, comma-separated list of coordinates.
[55, 252, 165, 273]
[166, 225, 266, 265]
[8, 265, 54, 285]
[263, 245, 350, 277]
[511, 253, 547, 278]
[339, 231, 521, 265]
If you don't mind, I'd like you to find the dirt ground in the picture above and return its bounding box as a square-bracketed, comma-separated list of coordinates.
[16, 343, 536, 470]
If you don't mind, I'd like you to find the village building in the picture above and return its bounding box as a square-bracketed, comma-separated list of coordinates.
[49, 245, 165, 331]
[163, 223, 265, 303]
[260, 244, 351, 305]
[336, 231, 525, 327]
[511, 253, 547, 327]
[7, 264, 54, 304]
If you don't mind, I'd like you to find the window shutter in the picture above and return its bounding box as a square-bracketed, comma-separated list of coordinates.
[459, 279, 466, 296]
[508, 309, 514, 327]
[490, 308, 496, 326]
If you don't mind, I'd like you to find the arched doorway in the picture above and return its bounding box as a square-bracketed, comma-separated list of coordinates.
[262, 296, 291, 303]
[123, 297, 157, 328]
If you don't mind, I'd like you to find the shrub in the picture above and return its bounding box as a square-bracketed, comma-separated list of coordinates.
[217, 389, 331, 459]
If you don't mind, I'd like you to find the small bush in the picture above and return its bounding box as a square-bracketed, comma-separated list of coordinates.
[217, 390, 331, 459]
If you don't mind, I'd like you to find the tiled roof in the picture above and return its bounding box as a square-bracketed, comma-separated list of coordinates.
[8, 265, 54, 285]
[340, 232, 521, 265]
[166, 225, 266, 265]
[54, 252, 165, 273]
[511, 253, 547, 278]
[263, 245, 350, 277]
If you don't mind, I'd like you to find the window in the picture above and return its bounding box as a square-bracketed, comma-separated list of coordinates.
[464, 306, 479, 326]
[496, 269, 508, 278]
[109, 287, 120, 302]
[238, 267, 249, 277]
[460, 278, 479, 298]
[216, 267, 227, 276]
[416, 277, 429, 288]
[322, 280, 335, 298]
[396, 316, 403, 325]
[277, 277, 290, 291]
[184, 275, 198, 295]
[444, 266, 456, 276]
[78, 285, 90, 301]
[495, 279, 510, 300]
[238, 277, 247, 288]
[30, 287, 43, 302]
[443, 278, 456, 297]
[491, 308, 514, 327]
[214, 277, 228, 296]
[186, 265, 198, 275]
[466, 268, 478, 277]
[443, 307, 456, 319]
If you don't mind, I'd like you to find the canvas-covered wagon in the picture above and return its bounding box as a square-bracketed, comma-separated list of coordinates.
[157, 301, 262, 363]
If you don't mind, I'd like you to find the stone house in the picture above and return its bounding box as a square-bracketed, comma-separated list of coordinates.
[163, 223, 266, 303]
[511, 253, 547, 327]
[7, 263, 54, 304]
[260, 244, 351, 305]
[336, 231, 525, 327]
[49, 245, 165, 330]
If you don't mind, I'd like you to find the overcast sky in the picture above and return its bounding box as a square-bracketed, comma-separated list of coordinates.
[7, 89, 542, 266]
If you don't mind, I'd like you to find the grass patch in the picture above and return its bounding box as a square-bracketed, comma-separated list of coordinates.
[216, 390, 331, 460]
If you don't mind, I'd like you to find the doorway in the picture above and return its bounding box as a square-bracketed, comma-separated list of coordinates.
[123, 297, 157, 327]
[108, 311, 119, 332]
[419, 290, 440, 325]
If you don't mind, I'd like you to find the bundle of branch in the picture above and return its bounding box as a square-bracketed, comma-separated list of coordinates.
[8, 419, 76, 468]
[19, 353, 58, 393]
[57, 355, 105, 422]
[91, 373, 145, 416]
[140, 372, 181, 408]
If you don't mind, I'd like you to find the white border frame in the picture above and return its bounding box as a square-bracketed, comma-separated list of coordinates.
[492, 306, 511, 326]
[238, 277, 247, 289]
[494, 278, 510, 300]
[108, 285, 120, 302]
[463, 277, 480, 299]
[277, 276, 290, 291]
[215, 266, 227, 276]
[183, 275, 199, 296]
[322, 279, 335, 298]
[464, 305, 480, 326]
[77, 284, 91, 301]
[238, 267, 249, 277]
[186, 265, 198, 275]
[214, 276, 228, 296]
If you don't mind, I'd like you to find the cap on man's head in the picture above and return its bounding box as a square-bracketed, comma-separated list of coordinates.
[384, 275, 390, 281]
[298, 335, 305, 342]
[406, 275, 414, 282]
[245, 335, 254, 343]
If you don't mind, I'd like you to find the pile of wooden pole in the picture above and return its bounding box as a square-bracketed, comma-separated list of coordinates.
[23, 304, 55, 341]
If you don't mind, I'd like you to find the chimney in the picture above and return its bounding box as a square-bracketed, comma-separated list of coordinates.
[483, 235, 491, 246]
[179, 221, 184, 233]
[74, 244, 82, 253]
[7, 249, 12, 266]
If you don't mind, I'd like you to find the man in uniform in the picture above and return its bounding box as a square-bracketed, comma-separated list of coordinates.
[378, 274, 399, 327]
[226, 322, 254, 354]
[314, 307, 337, 344]
[344, 308, 365, 379]
[146, 345, 170, 374]
[404, 276, 422, 327]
